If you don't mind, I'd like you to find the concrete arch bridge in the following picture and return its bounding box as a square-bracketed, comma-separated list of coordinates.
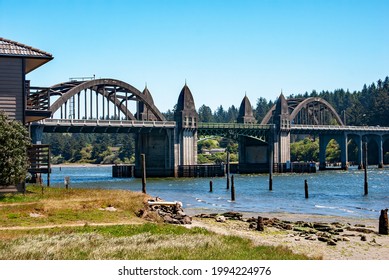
[28, 78, 389, 177]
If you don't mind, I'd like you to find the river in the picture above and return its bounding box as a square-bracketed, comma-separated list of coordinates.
[41, 165, 388, 219]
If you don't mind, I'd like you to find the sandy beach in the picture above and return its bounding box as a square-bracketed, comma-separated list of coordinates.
[186, 210, 389, 260]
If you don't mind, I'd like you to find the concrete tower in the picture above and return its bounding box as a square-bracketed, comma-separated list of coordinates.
[237, 95, 268, 173]
[174, 84, 198, 167]
[136, 86, 157, 121]
[273, 93, 291, 167]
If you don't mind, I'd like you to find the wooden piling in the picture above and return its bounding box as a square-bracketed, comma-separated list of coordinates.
[304, 179, 309, 199]
[256, 216, 264, 231]
[363, 142, 368, 195]
[231, 175, 235, 201]
[64, 176, 70, 190]
[226, 152, 230, 189]
[269, 144, 273, 191]
[209, 180, 213, 192]
[379, 209, 388, 235]
[141, 153, 146, 194]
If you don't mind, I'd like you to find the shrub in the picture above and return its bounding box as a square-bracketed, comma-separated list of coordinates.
[0, 112, 30, 185]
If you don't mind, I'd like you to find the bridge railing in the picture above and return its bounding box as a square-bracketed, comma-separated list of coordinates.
[26, 82, 50, 111]
[198, 122, 271, 129]
[291, 124, 389, 132]
[39, 119, 176, 127]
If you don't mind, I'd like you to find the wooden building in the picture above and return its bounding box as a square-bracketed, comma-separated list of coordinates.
[0, 37, 53, 192]
[0, 37, 53, 123]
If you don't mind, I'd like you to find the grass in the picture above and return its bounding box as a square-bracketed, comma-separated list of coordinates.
[0, 185, 147, 227]
[0, 185, 315, 260]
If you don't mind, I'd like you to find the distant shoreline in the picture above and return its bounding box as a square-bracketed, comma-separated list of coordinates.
[52, 163, 116, 168]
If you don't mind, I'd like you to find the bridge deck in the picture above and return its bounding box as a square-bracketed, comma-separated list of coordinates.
[291, 124, 389, 134]
[34, 119, 176, 133]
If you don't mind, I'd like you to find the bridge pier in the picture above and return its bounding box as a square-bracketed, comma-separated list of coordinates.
[378, 136, 384, 168]
[272, 93, 291, 170]
[357, 135, 364, 169]
[319, 133, 348, 170]
[236, 95, 270, 173]
[174, 84, 198, 171]
[340, 132, 348, 170]
[135, 129, 175, 177]
[30, 123, 44, 144]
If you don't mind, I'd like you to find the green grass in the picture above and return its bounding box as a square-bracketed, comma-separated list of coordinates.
[0, 224, 312, 260]
[0, 185, 316, 260]
[0, 185, 147, 227]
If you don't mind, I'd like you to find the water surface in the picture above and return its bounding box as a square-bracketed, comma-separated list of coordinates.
[42, 165, 388, 219]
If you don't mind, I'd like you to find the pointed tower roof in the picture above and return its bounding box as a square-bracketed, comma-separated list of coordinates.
[142, 85, 154, 104]
[176, 84, 196, 112]
[0, 37, 53, 73]
[237, 95, 256, 124]
[274, 92, 289, 116]
[137, 85, 157, 121]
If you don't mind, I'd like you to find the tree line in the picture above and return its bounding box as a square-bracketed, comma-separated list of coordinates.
[194, 76, 389, 126]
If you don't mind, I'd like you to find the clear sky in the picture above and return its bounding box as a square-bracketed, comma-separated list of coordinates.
[1, 0, 388, 112]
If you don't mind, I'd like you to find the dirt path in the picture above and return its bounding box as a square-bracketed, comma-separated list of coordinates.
[0, 221, 143, 231]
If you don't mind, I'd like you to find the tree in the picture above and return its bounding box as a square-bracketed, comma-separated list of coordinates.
[198, 105, 214, 122]
[0, 112, 31, 186]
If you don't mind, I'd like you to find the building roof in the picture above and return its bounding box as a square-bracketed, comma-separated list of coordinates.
[0, 37, 53, 73]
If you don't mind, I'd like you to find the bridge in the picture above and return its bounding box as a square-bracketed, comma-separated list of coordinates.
[2, 37, 387, 190]
[26, 77, 389, 177]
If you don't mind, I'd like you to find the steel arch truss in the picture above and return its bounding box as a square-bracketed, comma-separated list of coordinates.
[261, 97, 344, 126]
[44, 78, 165, 121]
[198, 123, 271, 143]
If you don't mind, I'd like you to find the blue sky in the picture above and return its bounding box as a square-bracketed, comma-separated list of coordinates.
[1, 0, 388, 112]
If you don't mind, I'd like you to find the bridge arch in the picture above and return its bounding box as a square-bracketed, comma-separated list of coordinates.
[49, 78, 165, 121]
[261, 97, 344, 126]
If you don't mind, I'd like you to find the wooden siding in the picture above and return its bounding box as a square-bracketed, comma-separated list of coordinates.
[0, 57, 23, 121]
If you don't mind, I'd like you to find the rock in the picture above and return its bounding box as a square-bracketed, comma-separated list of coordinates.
[177, 210, 186, 216]
[348, 227, 376, 234]
[327, 239, 337, 246]
[249, 222, 256, 229]
[317, 231, 332, 239]
[305, 235, 317, 241]
[215, 215, 227, 223]
[295, 238, 301, 241]
[163, 215, 174, 223]
[29, 212, 43, 218]
[318, 236, 329, 243]
[354, 224, 366, 227]
[331, 222, 345, 228]
[342, 237, 351, 242]
[221, 212, 243, 220]
[145, 199, 192, 224]
[360, 235, 367, 241]
[182, 216, 192, 225]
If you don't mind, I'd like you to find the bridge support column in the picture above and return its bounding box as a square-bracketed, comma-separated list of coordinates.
[378, 135, 384, 168]
[357, 135, 363, 169]
[135, 129, 175, 177]
[238, 136, 269, 173]
[340, 132, 348, 170]
[319, 134, 327, 170]
[30, 124, 44, 144]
